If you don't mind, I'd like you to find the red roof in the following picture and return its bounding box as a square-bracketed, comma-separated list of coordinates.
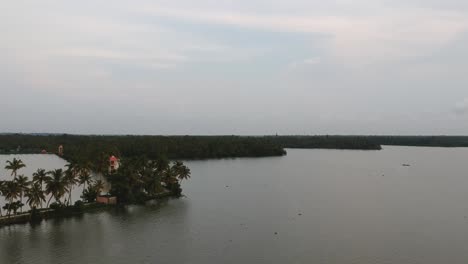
[109, 155, 118, 162]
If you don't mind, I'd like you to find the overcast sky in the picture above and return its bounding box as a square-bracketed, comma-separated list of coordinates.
[1, 0, 468, 135]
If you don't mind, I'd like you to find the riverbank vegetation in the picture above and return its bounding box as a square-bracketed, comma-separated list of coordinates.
[0, 156, 190, 226]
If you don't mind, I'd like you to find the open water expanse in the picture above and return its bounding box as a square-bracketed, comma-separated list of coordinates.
[2, 146, 468, 264]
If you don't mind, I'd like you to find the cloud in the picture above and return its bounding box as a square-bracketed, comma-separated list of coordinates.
[138, 4, 468, 64]
[2, 0, 468, 134]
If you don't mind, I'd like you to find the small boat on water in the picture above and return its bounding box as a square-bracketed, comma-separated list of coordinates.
[402, 164, 411, 167]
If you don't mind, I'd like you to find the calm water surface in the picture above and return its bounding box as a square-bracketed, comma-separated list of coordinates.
[2, 147, 468, 264]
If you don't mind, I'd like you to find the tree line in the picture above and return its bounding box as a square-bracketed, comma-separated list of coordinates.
[0, 134, 287, 165]
[268, 136, 382, 150]
[366, 136, 468, 147]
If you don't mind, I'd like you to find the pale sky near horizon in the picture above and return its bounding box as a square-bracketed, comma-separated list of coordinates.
[1, 0, 468, 135]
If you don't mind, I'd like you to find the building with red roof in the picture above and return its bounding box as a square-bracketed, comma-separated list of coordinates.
[109, 155, 120, 172]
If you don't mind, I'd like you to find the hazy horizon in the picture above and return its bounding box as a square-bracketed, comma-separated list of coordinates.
[2, 1, 468, 135]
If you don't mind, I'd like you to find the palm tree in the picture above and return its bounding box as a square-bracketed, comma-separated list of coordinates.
[32, 168, 47, 190]
[78, 170, 92, 196]
[94, 180, 105, 196]
[173, 161, 191, 182]
[5, 158, 26, 179]
[25, 182, 46, 210]
[15, 175, 30, 213]
[3, 181, 21, 216]
[64, 164, 79, 206]
[141, 162, 161, 195]
[45, 169, 68, 207]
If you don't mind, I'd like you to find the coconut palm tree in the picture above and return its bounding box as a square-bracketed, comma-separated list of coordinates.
[142, 161, 162, 195]
[25, 182, 46, 210]
[45, 169, 68, 207]
[64, 164, 79, 206]
[32, 168, 47, 190]
[3, 181, 21, 216]
[5, 158, 26, 179]
[15, 175, 30, 213]
[78, 170, 92, 196]
[173, 161, 191, 182]
[94, 180, 105, 196]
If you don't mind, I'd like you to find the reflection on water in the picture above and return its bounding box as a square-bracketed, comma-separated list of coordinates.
[3, 147, 468, 263]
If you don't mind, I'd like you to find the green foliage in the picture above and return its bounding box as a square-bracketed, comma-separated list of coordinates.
[49, 202, 62, 210]
[81, 185, 98, 203]
[73, 200, 84, 211]
[4, 158, 26, 178]
[268, 136, 382, 150]
[2, 201, 24, 215]
[0, 134, 286, 163]
[45, 169, 68, 206]
[25, 182, 45, 209]
[366, 136, 468, 147]
[106, 157, 188, 204]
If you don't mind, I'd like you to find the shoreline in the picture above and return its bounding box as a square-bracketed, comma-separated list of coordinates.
[0, 190, 177, 228]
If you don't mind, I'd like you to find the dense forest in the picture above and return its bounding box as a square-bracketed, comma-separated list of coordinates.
[269, 135, 468, 149]
[0, 134, 287, 164]
[3, 134, 468, 163]
[268, 136, 382, 150]
[366, 136, 468, 147]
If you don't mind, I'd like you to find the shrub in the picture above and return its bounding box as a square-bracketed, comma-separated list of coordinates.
[73, 200, 84, 212]
[81, 186, 98, 203]
[49, 202, 63, 210]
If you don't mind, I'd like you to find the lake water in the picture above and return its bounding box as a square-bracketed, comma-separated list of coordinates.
[2, 147, 468, 264]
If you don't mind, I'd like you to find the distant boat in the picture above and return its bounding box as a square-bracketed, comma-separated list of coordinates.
[402, 164, 411, 167]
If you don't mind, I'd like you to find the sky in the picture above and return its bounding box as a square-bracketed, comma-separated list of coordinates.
[1, 0, 468, 135]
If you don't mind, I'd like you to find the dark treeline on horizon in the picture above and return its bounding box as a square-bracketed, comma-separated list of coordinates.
[268, 136, 382, 150]
[0, 134, 287, 163]
[3, 134, 468, 165]
[271, 135, 468, 149]
[366, 136, 468, 147]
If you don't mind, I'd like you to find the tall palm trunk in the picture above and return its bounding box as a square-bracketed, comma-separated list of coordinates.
[68, 184, 73, 206]
[82, 182, 86, 196]
[40, 183, 43, 209]
[46, 195, 53, 208]
[20, 191, 23, 213]
[7, 198, 13, 216]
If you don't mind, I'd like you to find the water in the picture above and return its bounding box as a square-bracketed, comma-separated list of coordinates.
[2, 147, 468, 264]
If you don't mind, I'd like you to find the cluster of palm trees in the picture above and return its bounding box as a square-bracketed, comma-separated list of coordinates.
[105, 157, 191, 203]
[0, 158, 101, 217]
[1, 156, 192, 217]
